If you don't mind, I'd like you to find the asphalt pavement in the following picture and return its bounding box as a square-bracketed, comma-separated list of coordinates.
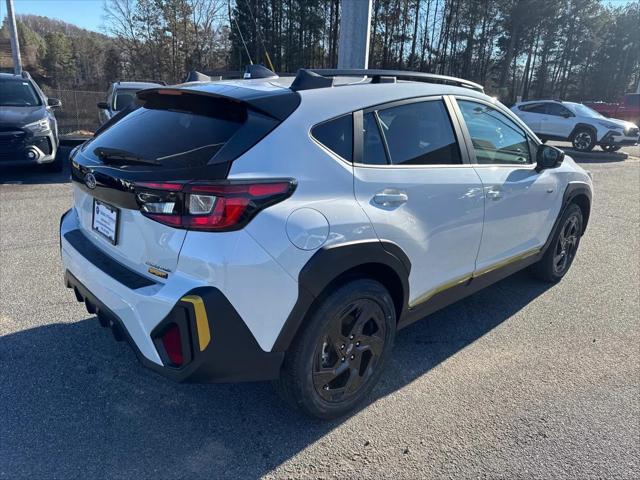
[1, 144, 638, 479]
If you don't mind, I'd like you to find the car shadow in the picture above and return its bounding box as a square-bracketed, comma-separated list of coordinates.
[558, 147, 628, 163]
[0, 270, 552, 478]
[0, 147, 72, 185]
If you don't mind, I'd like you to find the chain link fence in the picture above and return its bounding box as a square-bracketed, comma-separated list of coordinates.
[43, 88, 104, 137]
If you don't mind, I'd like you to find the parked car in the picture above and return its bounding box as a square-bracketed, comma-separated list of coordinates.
[511, 99, 639, 152]
[60, 68, 593, 419]
[0, 71, 62, 171]
[97, 81, 165, 125]
[584, 93, 640, 126]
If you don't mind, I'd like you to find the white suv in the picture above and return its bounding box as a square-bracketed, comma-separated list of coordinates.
[60, 69, 593, 419]
[511, 100, 639, 152]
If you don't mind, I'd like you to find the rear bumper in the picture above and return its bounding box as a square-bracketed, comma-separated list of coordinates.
[65, 271, 284, 382]
[60, 209, 283, 382]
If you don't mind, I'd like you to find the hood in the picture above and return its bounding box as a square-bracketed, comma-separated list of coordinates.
[596, 116, 638, 130]
[0, 106, 47, 127]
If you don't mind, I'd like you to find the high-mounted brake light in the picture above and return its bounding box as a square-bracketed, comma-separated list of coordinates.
[135, 179, 296, 232]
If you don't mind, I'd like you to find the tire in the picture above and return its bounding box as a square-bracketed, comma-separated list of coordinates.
[530, 203, 583, 283]
[601, 145, 621, 153]
[571, 128, 596, 152]
[276, 278, 396, 419]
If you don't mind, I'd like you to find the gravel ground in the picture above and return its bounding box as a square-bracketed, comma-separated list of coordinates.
[1, 144, 638, 479]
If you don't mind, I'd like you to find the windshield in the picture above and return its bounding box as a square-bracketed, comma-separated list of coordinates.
[571, 103, 604, 118]
[114, 89, 138, 111]
[0, 79, 42, 107]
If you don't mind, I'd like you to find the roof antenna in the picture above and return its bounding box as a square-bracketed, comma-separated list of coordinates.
[229, 0, 253, 65]
[241, 0, 276, 72]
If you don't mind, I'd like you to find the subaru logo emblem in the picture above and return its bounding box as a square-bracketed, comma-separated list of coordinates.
[85, 172, 97, 189]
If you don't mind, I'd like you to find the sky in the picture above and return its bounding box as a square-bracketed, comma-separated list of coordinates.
[0, 0, 636, 36]
[0, 0, 107, 34]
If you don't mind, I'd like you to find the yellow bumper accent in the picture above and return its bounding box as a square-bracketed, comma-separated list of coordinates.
[181, 295, 211, 351]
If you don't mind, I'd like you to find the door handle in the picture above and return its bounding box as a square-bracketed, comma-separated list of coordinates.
[486, 188, 502, 200]
[373, 190, 408, 207]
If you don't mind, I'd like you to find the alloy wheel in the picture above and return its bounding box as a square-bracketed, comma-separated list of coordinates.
[312, 299, 387, 402]
[553, 214, 580, 275]
[573, 132, 592, 151]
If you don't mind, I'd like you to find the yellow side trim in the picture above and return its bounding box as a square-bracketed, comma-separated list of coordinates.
[181, 295, 211, 351]
[408, 247, 542, 308]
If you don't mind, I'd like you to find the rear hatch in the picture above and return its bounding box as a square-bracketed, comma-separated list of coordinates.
[69, 85, 299, 281]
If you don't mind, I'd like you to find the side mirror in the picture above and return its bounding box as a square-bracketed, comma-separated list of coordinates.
[562, 112, 572, 118]
[47, 98, 62, 108]
[97, 102, 109, 110]
[536, 144, 564, 172]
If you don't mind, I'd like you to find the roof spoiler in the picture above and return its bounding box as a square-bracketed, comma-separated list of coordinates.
[290, 69, 484, 93]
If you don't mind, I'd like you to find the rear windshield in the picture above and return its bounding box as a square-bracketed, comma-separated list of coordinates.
[114, 89, 138, 111]
[0, 79, 42, 107]
[84, 91, 246, 167]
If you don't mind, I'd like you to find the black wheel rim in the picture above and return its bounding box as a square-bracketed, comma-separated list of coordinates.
[312, 299, 387, 403]
[553, 213, 580, 275]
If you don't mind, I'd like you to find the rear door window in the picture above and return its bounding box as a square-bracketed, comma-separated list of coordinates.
[376, 100, 462, 165]
[312, 114, 353, 161]
[361, 112, 388, 165]
[84, 91, 246, 167]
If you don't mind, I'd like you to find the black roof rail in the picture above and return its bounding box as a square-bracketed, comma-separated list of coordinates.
[290, 69, 484, 93]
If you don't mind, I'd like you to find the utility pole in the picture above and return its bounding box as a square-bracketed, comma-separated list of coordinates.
[6, 0, 23, 75]
[337, 0, 372, 69]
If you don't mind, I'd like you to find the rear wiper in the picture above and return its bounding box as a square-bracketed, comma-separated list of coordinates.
[93, 147, 160, 166]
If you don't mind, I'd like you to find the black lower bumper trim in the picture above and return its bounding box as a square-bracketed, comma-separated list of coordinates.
[63, 229, 156, 289]
[65, 270, 283, 383]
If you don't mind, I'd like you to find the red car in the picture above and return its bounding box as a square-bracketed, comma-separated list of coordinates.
[584, 93, 640, 126]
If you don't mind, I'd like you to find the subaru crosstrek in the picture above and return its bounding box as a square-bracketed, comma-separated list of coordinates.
[59, 68, 593, 419]
[1, 71, 62, 170]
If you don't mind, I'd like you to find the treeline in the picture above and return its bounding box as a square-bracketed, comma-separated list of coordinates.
[0, 14, 119, 90]
[1, 1, 638, 102]
[231, 0, 640, 102]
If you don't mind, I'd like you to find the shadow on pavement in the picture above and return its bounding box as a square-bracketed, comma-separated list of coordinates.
[0, 270, 552, 478]
[0, 147, 72, 185]
[559, 147, 628, 163]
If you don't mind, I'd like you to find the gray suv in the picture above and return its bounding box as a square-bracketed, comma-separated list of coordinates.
[97, 81, 165, 125]
[0, 72, 62, 171]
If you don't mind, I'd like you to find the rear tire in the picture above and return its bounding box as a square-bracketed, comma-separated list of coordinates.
[276, 279, 396, 419]
[530, 203, 583, 283]
[571, 128, 596, 152]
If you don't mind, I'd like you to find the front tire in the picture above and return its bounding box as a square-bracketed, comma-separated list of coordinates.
[276, 279, 396, 419]
[530, 203, 583, 283]
[571, 128, 596, 152]
[601, 144, 621, 153]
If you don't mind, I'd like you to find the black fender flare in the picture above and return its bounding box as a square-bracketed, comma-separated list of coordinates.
[271, 240, 411, 352]
[569, 123, 598, 141]
[542, 181, 592, 255]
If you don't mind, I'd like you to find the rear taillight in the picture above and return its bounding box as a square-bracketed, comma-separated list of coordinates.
[135, 179, 296, 231]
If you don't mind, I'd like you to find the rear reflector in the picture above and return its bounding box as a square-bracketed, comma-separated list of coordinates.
[136, 179, 296, 232]
[161, 324, 183, 366]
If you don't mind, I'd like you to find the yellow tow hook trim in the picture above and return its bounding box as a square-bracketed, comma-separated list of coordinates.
[181, 295, 211, 351]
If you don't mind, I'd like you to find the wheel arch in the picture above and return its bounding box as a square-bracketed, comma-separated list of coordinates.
[569, 122, 598, 141]
[563, 182, 592, 234]
[271, 240, 410, 353]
